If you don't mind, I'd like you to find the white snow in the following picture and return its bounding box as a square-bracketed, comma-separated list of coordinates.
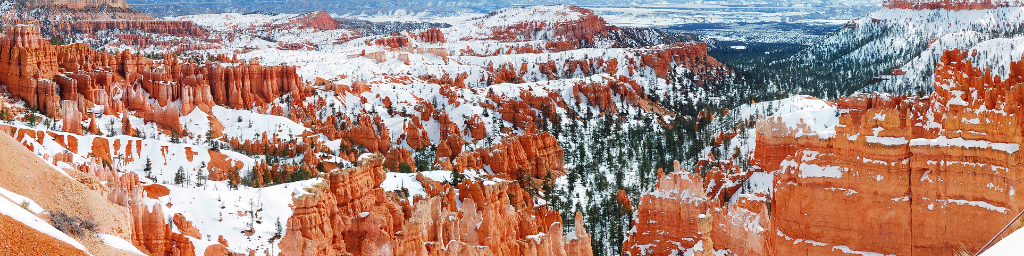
[946, 199, 1009, 213]
[379, 171, 453, 199]
[98, 234, 145, 255]
[158, 178, 322, 253]
[980, 226, 1024, 256]
[781, 151, 845, 179]
[0, 186, 45, 214]
[0, 186, 88, 253]
[832, 245, 896, 256]
[910, 136, 1020, 154]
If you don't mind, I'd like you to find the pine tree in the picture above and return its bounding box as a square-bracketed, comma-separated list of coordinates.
[174, 167, 186, 185]
[143, 158, 153, 180]
[450, 168, 464, 186]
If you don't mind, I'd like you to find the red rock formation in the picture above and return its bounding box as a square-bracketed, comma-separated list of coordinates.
[21, 0, 129, 8]
[628, 50, 1024, 256]
[374, 36, 411, 48]
[433, 113, 465, 161]
[384, 147, 416, 172]
[0, 25, 60, 113]
[623, 161, 771, 256]
[130, 189, 197, 256]
[279, 154, 593, 256]
[623, 168, 712, 255]
[0, 24, 310, 137]
[464, 115, 486, 142]
[417, 28, 446, 44]
[402, 120, 430, 150]
[637, 43, 727, 80]
[271, 11, 340, 31]
[172, 213, 203, 239]
[480, 130, 565, 178]
[143, 184, 169, 199]
[344, 114, 392, 153]
[60, 100, 82, 134]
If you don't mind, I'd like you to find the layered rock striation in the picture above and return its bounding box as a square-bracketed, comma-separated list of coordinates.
[626, 49, 1024, 255]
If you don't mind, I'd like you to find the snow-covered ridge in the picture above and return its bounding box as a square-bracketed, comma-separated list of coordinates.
[855, 6, 1024, 94]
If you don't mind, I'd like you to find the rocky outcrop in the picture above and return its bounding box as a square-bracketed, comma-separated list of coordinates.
[464, 115, 486, 142]
[343, 114, 392, 153]
[21, 0, 129, 8]
[0, 25, 61, 115]
[402, 120, 430, 150]
[172, 213, 202, 239]
[0, 24, 310, 133]
[279, 154, 593, 256]
[479, 130, 565, 179]
[628, 49, 1024, 256]
[637, 43, 727, 80]
[623, 167, 712, 255]
[417, 28, 445, 44]
[374, 36, 411, 49]
[272, 11, 340, 31]
[130, 195, 196, 256]
[771, 50, 1024, 255]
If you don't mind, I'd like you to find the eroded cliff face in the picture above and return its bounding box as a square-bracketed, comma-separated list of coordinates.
[625, 49, 1024, 255]
[0, 24, 309, 131]
[279, 154, 593, 256]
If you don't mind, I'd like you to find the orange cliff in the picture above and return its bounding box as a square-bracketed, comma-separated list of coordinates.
[0, 24, 310, 133]
[279, 154, 593, 256]
[20, 0, 130, 8]
[623, 162, 770, 256]
[626, 49, 1024, 256]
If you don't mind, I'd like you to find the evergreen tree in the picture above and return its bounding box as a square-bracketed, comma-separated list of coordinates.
[174, 167, 186, 185]
[143, 158, 153, 180]
[450, 168, 464, 186]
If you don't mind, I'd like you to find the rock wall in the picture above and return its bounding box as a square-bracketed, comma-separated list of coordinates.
[626, 49, 1024, 255]
[770, 50, 1024, 255]
[0, 24, 310, 131]
[20, 0, 129, 8]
